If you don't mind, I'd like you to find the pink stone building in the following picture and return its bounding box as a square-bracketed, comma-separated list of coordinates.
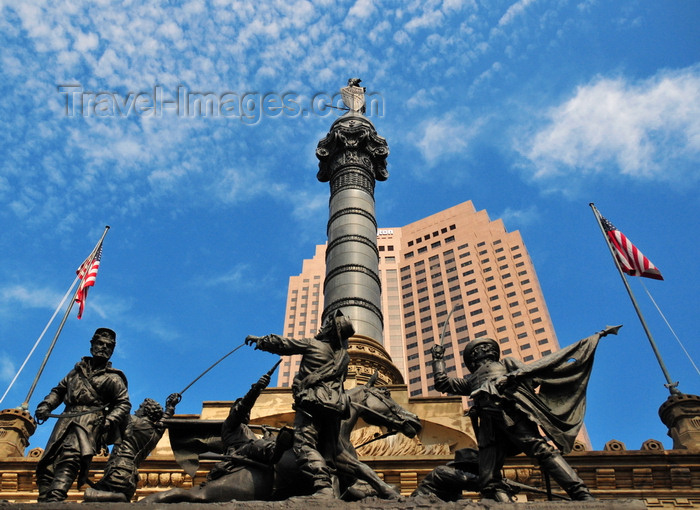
[278, 200, 560, 403]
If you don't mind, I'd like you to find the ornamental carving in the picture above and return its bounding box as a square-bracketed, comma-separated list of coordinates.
[351, 426, 451, 456]
[347, 335, 404, 384]
[316, 115, 389, 183]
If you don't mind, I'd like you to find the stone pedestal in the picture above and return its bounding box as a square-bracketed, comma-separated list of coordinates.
[347, 334, 404, 386]
[659, 393, 700, 451]
[0, 408, 37, 458]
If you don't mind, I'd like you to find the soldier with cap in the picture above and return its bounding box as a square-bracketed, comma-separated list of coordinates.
[431, 327, 616, 501]
[34, 327, 131, 502]
[245, 310, 355, 499]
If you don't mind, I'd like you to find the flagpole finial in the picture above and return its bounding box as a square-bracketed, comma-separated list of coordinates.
[601, 324, 623, 337]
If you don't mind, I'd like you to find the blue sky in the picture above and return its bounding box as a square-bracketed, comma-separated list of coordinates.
[1, 0, 698, 453]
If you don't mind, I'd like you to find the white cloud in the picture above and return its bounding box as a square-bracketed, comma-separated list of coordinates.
[498, 0, 537, 27]
[196, 262, 279, 297]
[412, 113, 485, 167]
[404, 8, 444, 32]
[2, 55, 23, 77]
[0, 353, 15, 383]
[367, 19, 391, 44]
[521, 66, 700, 185]
[0, 285, 64, 310]
[348, 0, 376, 20]
[288, 190, 327, 220]
[393, 30, 410, 45]
[74, 31, 99, 52]
[203, 263, 250, 287]
[498, 205, 540, 228]
[406, 88, 439, 110]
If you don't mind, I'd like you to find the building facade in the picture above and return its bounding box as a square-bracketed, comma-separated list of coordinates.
[278, 200, 560, 401]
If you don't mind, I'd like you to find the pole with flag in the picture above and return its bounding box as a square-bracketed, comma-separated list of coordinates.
[20, 226, 110, 410]
[589, 203, 680, 396]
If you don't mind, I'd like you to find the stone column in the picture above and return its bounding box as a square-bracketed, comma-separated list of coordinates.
[316, 108, 389, 344]
[0, 408, 36, 458]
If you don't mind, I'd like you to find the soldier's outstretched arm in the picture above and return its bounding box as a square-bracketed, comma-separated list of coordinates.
[430, 345, 471, 395]
[245, 335, 264, 348]
[163, 393, 181, 420]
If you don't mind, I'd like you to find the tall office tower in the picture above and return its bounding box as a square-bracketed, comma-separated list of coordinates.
[277, 200, 561, 395]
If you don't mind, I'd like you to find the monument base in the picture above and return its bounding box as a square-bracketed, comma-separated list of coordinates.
[659, 393, 700, 451]
[0, 408, 36, 458]
[0, 498, 648, 510]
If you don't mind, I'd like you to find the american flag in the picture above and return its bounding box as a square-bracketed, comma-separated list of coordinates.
[75, 244, 103, 319]
[601, 216, 663, 280]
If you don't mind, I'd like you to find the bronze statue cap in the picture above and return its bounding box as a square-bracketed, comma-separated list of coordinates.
[92, 327, 116, 344]
[329, 309, 355, 339]
[462, 337, 499, 361]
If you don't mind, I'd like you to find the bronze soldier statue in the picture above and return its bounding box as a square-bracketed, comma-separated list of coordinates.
[245, 309, 354, 499]
[411, 447, 479, 501]
[83, 393, 181, 502]
[411, 447, 505, 501]
[34, 327, 131, 502]
[431, 326, 619, 502]
[206, 371, 292, 481]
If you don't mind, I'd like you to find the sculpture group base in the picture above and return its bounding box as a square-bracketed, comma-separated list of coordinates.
[0, 498, 647, 510]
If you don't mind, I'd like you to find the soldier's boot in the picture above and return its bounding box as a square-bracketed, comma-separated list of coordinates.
[295, 445, 336, 498]
[36, 469, 53, 502]
[83, 487, 129, 502]
[481, 483, 516, 503]
[271, 427, 294, 464]
[310, 486, 336, 499]
[541, 454, 594, 501]
[493, 488, 516, 502]
[43, 461, 79, 502]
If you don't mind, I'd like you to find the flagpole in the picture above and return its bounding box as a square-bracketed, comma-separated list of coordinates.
[589, 203, 680, 396]
[20, 226, 111, 411]
[0, 276, 81, 407]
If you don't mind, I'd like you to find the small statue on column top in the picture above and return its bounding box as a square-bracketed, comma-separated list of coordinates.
[341, 78, 366, 114]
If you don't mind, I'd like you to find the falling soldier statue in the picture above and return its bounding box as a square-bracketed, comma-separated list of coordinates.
[431, 325, 621, 501]
[205, 369, 293, 482]
[34, 328, 131, 502]
[411, 447, 483, 501]
[245, 309, 354, 499]
[83, 393, 181, 502]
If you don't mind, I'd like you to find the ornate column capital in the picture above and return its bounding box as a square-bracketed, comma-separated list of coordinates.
[316, 114, 389, 184]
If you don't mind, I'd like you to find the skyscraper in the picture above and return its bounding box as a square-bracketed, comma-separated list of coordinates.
[278, 200, 561, 401]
